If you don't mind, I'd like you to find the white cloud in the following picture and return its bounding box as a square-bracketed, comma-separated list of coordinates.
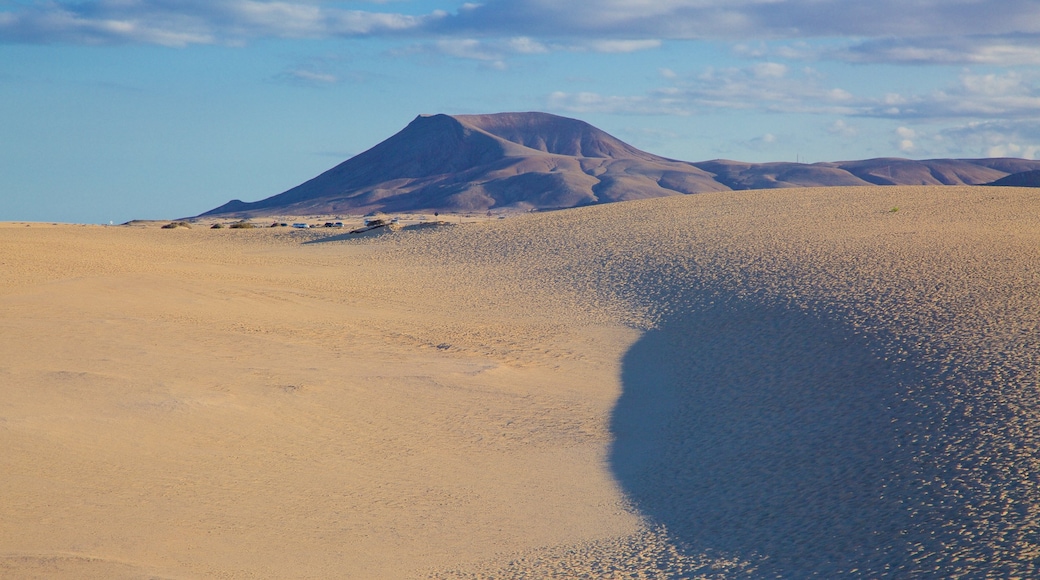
[0, 1, 436, 45]
[895, 126, 916, 152]
[732, 34, 1040, 67]
[585, 39, 661, 53]
[938, 121, 1040, 159]
[828, 119, 858, 137]
[547, 63, 865, 116]
[401, 34, 661, 67]
[828, 88, 853, 101]
[1, 0, 1038, 74]
[4, 0, 1040, 69]
[281, 69, 338, 84]
[434, 38, 501, 61]
[677, 64, 860, 113]
[835, 35, 1040, 66]
[547, 90, 689, 116]
[751, 62, 787, 79]
[959, 71, 1025, 96]
[438, 0, 1040, 40]
[986, 143, 1040, 158]
[400, 35, 554, 67]
[506, 36, 548, 54]
[544, 62, 1040, 130]
[859, 71, 1040, 120]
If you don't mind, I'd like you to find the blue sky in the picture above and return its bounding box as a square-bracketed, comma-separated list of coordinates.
[3, 1, 1040, 223]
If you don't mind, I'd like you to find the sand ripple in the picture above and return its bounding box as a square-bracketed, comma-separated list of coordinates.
[3, 186, 1039, 577]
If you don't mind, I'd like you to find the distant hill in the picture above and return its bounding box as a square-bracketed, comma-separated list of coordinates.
[986, 169, 1040, 187]
[200, 112, 1040, 217]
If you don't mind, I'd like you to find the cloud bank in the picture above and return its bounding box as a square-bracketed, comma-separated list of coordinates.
[0, 1, 436, 46]
[438, 0, 1040, 40]
[3, 0, 1040, 67]
[548, 66, 1040, 121]
[6, 1, 1038, 159]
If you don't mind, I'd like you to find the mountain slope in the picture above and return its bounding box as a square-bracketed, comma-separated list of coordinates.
[200, 112, 1040, 217]
[203, 112, 726, 217]
[987, 169, 1040, 187]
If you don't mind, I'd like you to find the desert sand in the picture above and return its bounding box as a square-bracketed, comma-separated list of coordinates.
[2, 185, 1039, 578]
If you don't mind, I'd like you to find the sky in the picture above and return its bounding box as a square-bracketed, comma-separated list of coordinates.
[2, 1, 1040, 223]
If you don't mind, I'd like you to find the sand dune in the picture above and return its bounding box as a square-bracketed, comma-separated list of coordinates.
[3, 185, 1040, 577]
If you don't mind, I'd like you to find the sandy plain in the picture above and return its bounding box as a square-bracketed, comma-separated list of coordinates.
[2, 185, 1039, 578]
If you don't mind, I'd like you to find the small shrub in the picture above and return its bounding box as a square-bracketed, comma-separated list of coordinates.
[229, 221, 256, 229]
[211, 223, 224, 229]
[889, 207, 899, 213]
[161, 221, 191, 229]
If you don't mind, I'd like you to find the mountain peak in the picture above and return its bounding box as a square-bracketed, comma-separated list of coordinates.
[198, 112, 1040, 218]
[452, 112, 656, 160]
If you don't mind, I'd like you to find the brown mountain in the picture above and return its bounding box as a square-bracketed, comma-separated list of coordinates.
[987, 169, 1040, 187]
[200, 112, 1040, 217]
[201, 112, 726, 217]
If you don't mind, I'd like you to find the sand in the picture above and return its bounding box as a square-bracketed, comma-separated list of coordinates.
[2, 185, 1039, 577]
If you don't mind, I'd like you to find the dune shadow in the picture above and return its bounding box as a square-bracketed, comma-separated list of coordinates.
[611, 298, 939, 576]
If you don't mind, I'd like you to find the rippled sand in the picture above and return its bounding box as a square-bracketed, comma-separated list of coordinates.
[2, 185, 1039, 578]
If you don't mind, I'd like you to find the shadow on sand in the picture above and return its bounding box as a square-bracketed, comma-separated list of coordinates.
[610, 298, 940, 576]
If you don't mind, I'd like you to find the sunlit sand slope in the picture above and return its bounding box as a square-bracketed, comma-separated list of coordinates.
[2, 185, 1039, 578]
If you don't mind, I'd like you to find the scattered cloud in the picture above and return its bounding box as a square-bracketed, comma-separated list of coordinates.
[505, 36, 549, 54]
[828, 119, 858, 138]
[8, 1, 1040, 163]
[585, 39, 661, 53]
[393, 36, 543, 69]
[751, 62, 787, 79]
[0, 1, 438, 46]
[734, 35, 1040, 67]
[859, 71, 1040, 120]
[436, 0, 1040, 41]
[550, 64, 858, 116]
[835, 35, 1040, 66]
[434, 38, 503, 61]
[937, 121, 1040, 159]
[278, 68, 338, 85]
[746, 132, 778, 150]
[396, 34, 659, 68]
[895, 126, 916, 153]
[270, 52, 361, 86]
[546, 91, 689, 116]
[549, 66, 1040, 129]
[4, 1, 1040, 71]
[721, 131, 787, 154]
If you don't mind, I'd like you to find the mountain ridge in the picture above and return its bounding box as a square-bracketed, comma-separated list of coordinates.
[201, 112, 1040, 217]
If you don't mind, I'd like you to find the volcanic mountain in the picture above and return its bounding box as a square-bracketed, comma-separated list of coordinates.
[202, 112, 727, 217]
[201, 112, 1040, 217]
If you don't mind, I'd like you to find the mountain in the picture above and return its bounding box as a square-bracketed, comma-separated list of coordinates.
[201, 112, 726, 217]
[200, 112, 1040, 217]
[986, 169, 1040, 187]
